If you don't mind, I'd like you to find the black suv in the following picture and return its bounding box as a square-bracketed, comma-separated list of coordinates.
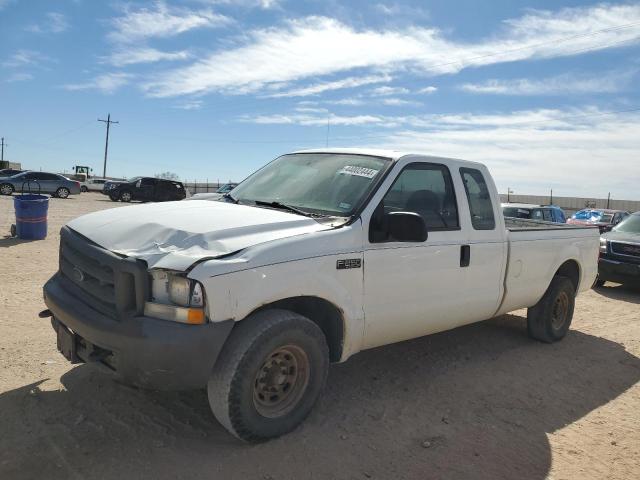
[108, 177, 186, 203]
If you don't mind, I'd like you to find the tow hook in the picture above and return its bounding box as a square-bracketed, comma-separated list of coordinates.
[39, 309, 53, 318]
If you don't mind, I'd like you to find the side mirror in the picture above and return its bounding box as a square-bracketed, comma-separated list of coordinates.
[387, 211, 428, 242]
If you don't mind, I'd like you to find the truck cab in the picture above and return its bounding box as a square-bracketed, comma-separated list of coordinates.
[42, 149, 599, 442]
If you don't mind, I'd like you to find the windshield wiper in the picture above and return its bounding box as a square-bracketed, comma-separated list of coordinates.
[222, 192, 238, 203]
[253, 200, 325, 218]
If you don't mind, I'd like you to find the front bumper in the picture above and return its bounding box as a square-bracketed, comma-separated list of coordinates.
[44, 274, 234, 390]
[598, 257, 640, 286]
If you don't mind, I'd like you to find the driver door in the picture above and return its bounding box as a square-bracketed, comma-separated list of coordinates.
[362, 160, 469, 349]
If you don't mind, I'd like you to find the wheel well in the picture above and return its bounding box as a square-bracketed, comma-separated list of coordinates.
[253, 296, 344, 362]
[555, 260, 580, 292]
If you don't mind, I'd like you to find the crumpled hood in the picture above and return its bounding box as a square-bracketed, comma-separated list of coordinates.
[67, 200, 332, 270]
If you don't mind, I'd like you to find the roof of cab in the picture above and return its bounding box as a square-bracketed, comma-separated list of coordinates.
[291, 147, 484, 167]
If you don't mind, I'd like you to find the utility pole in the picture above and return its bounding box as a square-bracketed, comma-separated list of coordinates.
[98, 114, 119, 178]
[550, 189, 553, 205]
[1, 137, 6, 162]
[607, 192, 611, 209]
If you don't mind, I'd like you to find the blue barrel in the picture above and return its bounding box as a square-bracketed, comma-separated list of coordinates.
[14, 194, 50, 240]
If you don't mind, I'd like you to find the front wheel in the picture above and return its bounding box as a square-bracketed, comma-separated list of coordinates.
[208, 309, 329, 442]
[0, 183, 14, 195]
[527, 276, 575, 343]
[56, 187, 70, 199]
[119, 190, 132, 202]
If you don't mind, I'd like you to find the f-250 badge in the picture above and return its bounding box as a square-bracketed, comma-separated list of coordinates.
[336, 258, 362, 270]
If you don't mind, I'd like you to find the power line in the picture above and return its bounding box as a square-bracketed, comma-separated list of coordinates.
[98, 113, 119, 178]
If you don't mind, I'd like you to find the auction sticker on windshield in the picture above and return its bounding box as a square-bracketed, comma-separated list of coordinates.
[338, 166, 379, 178]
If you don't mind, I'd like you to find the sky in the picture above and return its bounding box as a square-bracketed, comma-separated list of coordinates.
[1, 0, 639, 199]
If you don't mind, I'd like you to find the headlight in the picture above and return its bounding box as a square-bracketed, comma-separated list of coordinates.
[147, 270, 206, 324]
[599, 238, 608, 254]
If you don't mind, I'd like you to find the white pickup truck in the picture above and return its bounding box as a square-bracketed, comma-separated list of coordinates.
[42, 149, 599, 442]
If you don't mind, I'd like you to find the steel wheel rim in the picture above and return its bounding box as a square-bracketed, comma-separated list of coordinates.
[0, 185, 11, 194]
[59, 188, 69, 198]
[551, 291, 569, 329]
[253, 345, 310, 418]
[121, 192, 131, 201]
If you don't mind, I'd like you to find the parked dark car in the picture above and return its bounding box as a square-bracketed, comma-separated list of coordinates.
[108, 177, 186, 202]
[596, 211, 640, 287]
[102, 177, 136, 195]
[0, 171, 80, 198]
[502, 203, 566, 223]
[567, 208, 630, 233]
[0, 168, 24, 177]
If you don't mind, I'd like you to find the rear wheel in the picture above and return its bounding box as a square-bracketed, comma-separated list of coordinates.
[56, 187, 70, 199]
[120, 190, 132, 202]
[208, 309, 329, 442]
[80, 186, 88, 193]
[0, 183, 14, 195]
[527, 276, 575, 343]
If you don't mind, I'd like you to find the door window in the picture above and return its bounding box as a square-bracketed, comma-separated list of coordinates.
[460, 168, 495, 230]
[542, 209, 553, 221]
[370, 163, 459, 242]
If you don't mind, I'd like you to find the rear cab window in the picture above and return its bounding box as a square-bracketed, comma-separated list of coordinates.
[460, 168, 495, 230]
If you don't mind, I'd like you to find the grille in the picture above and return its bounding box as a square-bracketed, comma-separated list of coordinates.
[610, 241, 640, 258]
[58, 226, 148, 319]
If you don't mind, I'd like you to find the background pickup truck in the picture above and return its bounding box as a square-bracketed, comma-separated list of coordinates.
[42, 148, 599, 442]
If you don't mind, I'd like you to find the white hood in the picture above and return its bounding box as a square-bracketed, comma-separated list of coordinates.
[67, 200, 332, 270]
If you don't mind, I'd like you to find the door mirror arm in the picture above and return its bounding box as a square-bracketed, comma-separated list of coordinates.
[387, 211, 428, 242]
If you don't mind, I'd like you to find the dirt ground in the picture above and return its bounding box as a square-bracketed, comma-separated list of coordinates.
[0, 193, 639, 480]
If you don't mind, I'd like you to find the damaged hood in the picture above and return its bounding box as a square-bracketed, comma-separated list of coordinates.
[67, 200, 333, 270]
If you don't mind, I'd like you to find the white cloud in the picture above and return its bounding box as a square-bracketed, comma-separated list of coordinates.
[361, 108, 640, 198]
[26, 12, 69, 34]
[5, 72, 33, 82]
[418, 86, 437, 94]
[243, 113, 385, 126]
[109, 1, 230, 43]
[267, 74, 392, 98]
[143, 4, 640, 98]
[2, 50, 49, 68]
[63, 73, 133, 94]
[106, 47, 192, 67]
[195, 0, 281, 8]
[382, 98, 421, 106]
[459, 70, 636, 95]
[174, 100, 203, 110]
[370, 85, 410, 96]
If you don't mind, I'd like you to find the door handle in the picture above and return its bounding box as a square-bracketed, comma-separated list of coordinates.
[460, 245, 471, 267]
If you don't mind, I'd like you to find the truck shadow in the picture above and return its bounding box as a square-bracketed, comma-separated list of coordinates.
[592, 283, 640, 304]
[1, 315, 638, 480]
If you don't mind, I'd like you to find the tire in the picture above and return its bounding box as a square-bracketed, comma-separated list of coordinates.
[109, 191, 119, 201]
[56, 187, 70, 199]
[527, 276, 575, 343]
[0, 183, 14, 195]
[208, 309, 329, 442]
[120, 190, 132, 202]
[80, 186, 88, 193]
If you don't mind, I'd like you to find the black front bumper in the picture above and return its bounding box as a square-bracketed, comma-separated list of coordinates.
[44, 274, 234, 390]
[598, 257, 640, 286]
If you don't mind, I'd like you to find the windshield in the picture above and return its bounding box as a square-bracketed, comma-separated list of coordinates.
[503, 207, 532, 219]
[127, 176, 143, 182]
[613, 214, 640, 233]
[217, 183, 235, 193]
[231, 153, 390, 216]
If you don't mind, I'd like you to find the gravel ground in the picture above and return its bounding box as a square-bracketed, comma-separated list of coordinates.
[0, 193, 639, 480]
